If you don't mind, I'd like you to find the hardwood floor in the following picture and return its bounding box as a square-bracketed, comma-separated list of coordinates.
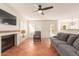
[2, 38, 59, 56]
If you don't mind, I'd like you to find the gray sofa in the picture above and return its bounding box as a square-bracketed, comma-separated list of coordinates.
[50, 32, 79, 56]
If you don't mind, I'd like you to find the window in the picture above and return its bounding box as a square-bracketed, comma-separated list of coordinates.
[50, 24, 56, 37]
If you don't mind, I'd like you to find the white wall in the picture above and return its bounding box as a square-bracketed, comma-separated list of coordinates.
[28, 20, 58, 38]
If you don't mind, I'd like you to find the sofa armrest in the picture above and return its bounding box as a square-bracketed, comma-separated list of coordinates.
[53, 36, 58, 38]
[75, 51, 79, 55]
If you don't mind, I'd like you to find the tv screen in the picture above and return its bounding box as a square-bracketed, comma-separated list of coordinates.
[2, 19, 16, 25]
[0, 9, 16, 26]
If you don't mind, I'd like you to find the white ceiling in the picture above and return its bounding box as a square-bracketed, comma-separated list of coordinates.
[7, 3, 79, 20]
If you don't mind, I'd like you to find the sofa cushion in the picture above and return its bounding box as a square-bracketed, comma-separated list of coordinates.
[73, 37, 79, 50]
[51, 38, 67, 46]
[58, 45, 77, 56]
[67, 34, 78, 45]
[57, 33, 69, 41]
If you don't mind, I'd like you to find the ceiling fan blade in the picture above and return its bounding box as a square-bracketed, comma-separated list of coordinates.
[42, 6, 53, 10]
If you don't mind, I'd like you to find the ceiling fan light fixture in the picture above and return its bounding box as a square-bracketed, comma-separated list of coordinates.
[38, 10, 43, 14]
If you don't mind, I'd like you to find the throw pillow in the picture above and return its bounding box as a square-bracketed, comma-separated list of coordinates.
[67, 34, 78, 45]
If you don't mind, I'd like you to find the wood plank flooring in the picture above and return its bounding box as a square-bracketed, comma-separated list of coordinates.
[2, 38, 58, 56]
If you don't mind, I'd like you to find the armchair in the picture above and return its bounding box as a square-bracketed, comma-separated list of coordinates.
[33, 31, 41, 41]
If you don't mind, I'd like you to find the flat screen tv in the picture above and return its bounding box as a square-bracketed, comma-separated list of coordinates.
[0, 9, 16, 26]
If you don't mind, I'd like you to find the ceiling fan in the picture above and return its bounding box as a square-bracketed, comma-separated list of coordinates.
[34, 5, 53, 15]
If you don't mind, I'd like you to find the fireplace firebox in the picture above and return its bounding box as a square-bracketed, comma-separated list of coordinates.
[1, 34, 17, 53]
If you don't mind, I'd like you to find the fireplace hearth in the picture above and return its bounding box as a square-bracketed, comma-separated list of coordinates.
[1, 34, 17, 53]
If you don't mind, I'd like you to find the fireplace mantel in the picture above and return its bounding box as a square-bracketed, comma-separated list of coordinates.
[0, 30, 20, 36]
[0, 30, 20, 33]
